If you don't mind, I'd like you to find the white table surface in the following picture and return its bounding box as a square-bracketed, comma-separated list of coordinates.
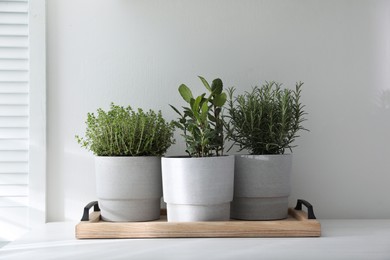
[1, 220, 390, 260]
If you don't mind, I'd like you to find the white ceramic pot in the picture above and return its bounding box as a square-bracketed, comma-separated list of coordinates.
[162, 156, 234, 222]
[95, 156, 162, 222]
[230, 154, 292, 220]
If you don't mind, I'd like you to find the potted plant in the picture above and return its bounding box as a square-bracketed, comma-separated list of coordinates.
[162, 76, 235, 222]
[226, 81, 307, 220]
[76, 103, 175, 222]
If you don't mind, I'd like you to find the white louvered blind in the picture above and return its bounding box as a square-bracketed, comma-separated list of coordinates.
[0, 0, 29, 241]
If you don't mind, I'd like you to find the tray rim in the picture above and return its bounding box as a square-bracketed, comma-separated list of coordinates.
[75, 207, 321, 239]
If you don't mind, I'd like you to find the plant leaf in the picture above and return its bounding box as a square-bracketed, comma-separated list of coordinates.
[172, 121, 184, 130]
[208, 113, 216, 122]
[192, 95, 203, 121]
[211, 78, 223, 95]
[198, 76, 212, 92]
[179, 84, 193, 103]
[213, 92, 227, 107]
[169, 104, 182, 116]
[200, 101, 209, 122]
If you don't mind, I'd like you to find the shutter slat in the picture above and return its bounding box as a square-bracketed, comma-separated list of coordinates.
[0, 139, 28, 150]
[0, 24, 28, 36]
[0, 12, 27, 24]
[0, 116, 28, 127]
[0, 2, 28, 13]
[0, 105, 28, 116]
[0, 172, 28, 184]
[0, 59, 28, 70]
[0, 36, 28, 47]
[0, 47, 28, 59]
[0, 184, 28, 196]
[0, 70, 28, 83]
[0, 162, 28, 174]
[0, 150, 28, 161]
[0, 196, 28, 207]
[0, 128, 28, 139]
[0, 82, 28, 93]
[0, 93, 29, 104]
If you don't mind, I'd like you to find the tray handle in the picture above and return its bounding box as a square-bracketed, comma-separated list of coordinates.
[81, 201, 100, 221]
[294, 199, 316, 219]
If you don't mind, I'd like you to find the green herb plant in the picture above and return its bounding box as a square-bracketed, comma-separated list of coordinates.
[76, 103, 175, 156]
[170, 76, 227, 157]
[225, 81, 307, 155]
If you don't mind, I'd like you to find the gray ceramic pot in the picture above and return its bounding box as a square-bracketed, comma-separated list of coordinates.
[230, 154, 292, 220]
[95, 156, 162, 222]
[162, 156, 234, 222]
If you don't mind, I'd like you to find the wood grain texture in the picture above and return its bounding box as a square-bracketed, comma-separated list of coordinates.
[76, 208, 321, 239]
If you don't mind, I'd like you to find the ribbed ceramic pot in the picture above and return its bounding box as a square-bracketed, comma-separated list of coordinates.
[230, 154, 292, 220]
[162, 156, 234, 222]
[95, 156, 162, 222]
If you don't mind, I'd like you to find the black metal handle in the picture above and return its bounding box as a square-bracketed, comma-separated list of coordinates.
[294, 199, 316, 219]
[81, 201, 100, 221]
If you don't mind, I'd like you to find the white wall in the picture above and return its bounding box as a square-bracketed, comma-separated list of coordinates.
[46, 0, 390, 221]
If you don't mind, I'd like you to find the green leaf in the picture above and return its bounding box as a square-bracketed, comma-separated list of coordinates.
[189, 98, 195, 109]
[198, 76, 212, 92]
[172, 121, 184, 130]
[192, 96, 203, 121]
[192, 94, 206, 110]
[179, 84, 193, 103]
[213, 92, 227, 107]
[211, 78, 223, 95]
[200, 102, 209, 122]
[183, 108, 194, 118]
[169, 104, 182, 116]
[208, 113, 216, 122]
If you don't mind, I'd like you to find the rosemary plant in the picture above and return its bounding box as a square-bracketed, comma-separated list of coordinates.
[76, 103, 175, 156]
[226, 81, 307, 155]
[170, 76, 227, 157]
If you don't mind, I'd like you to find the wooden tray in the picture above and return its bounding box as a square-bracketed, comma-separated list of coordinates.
[76, 199, 321, 239]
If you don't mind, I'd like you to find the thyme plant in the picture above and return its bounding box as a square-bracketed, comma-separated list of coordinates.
[76, 103, 175, 156]
[226, 81, 307, 155]
[170, 76, 227, 157]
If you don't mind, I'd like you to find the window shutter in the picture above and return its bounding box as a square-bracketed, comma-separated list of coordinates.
[0, 0, 29, 241]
